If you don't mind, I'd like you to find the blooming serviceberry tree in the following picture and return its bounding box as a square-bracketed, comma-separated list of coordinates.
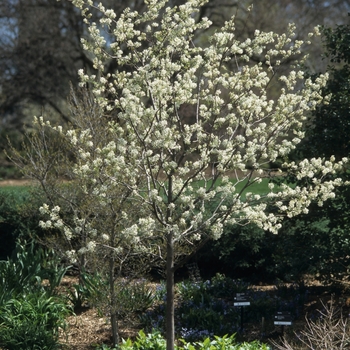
[25, 0, 349, 348]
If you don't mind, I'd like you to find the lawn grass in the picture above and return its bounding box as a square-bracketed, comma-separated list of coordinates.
[0, 185, 33, 210]
[192, 176, 286, 199]
[234, 177, 273, 196]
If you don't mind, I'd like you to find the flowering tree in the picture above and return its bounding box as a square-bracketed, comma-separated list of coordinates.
[7, 87, 155, 346]
[19, 0, 349, 348]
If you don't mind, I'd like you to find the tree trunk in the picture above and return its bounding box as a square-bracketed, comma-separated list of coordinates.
[109, 253, 119, 347]
[166, 231, 175, 350]
[111, 311, 119, 347]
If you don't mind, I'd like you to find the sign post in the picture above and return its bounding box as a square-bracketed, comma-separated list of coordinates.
[234, 293, 250, 332]
[274, 311, 292, 335]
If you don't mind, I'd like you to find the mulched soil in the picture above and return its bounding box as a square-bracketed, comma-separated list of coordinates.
[57, 276, 350, 349]
[58, 276, 142, 349]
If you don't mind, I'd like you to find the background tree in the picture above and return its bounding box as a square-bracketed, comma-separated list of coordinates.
[0, 0, 81, 122]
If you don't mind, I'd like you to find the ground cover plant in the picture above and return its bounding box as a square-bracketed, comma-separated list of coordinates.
[115, 331, 270, 350]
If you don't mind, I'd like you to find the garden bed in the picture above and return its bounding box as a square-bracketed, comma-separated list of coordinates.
[57, 276, 350, 349]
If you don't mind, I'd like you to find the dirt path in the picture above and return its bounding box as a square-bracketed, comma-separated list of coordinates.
[0, 179, 34, 186]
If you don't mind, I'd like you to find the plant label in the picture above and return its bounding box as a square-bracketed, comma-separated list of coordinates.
[274, 311, 292, 326]
[234, 293, 250, 306]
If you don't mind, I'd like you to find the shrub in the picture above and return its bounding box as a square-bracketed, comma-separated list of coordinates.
[0, 187, 54, 260]
[177, 298, 240, 342]
[0, 188, 30, 259]
[141, 277, 245, 341]
[196, 223, 269, 281]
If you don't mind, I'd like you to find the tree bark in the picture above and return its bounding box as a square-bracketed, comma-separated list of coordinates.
[166, 231, 175, 350]
[109, 252, 119, 347]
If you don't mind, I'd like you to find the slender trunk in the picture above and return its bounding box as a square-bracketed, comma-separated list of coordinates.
[109, 253, 119, 347]
[78, 254, 86, 285]
[166, 173, 175, 350]
[166, 231, 175, 350]
[111, 311, 119, 347]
